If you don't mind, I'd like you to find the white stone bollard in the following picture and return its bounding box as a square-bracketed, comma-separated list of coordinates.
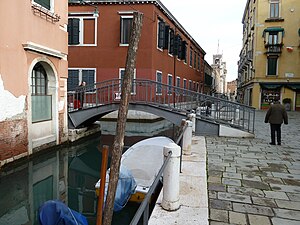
[162, 143, 181, 211]
[235, 108, 240, 122]
[182, 120, 193, 155]
[188, 113, 196, 133]
[211, 104, 216, 118]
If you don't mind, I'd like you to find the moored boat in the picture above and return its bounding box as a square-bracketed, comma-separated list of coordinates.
[95, 136, 175, 210]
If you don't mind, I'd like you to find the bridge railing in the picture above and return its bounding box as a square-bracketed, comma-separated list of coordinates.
[67, 79, 255, 133]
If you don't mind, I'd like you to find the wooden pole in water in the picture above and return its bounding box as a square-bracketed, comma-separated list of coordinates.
[96, 145, 109, 225]
[102, 11, 144, 225]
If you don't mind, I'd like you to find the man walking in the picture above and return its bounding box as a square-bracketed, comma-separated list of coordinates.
[264, 100, 288, 145]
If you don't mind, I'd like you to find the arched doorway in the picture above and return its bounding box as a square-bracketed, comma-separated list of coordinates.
[28, 59, 58, 152]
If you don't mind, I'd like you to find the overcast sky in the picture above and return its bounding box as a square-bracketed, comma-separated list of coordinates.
[160, 0, 247, 82]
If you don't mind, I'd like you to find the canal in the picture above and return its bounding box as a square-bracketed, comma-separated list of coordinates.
[0, 120, 175, 225]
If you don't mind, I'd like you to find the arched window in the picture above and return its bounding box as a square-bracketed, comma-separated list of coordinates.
[31, 63, 52, 122]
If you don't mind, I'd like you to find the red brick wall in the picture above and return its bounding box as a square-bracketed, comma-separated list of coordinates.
[0, 119, 28, 162]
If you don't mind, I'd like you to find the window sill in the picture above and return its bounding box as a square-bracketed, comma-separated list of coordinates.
[119, 43, 129, 47]
[265, 18, 284, 22]
[32, 4, 60, 23]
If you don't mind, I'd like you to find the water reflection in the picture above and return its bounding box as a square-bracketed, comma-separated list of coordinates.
[0, 120, 174, 225]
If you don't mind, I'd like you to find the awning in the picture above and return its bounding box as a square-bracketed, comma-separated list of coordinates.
[260, 83, 283, 89]
[286, 84, 300, 91]
[263, 27, 284, 37]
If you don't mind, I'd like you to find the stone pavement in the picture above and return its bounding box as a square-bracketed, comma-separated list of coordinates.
[207, 110, 300, 225]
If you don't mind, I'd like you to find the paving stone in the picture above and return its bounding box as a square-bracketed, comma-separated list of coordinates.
[210, 209, 229, 223]
[232, 203, 274, 216]
[272, 172, 300, 180]
[273, 208, 300, 220]
[225, 167, 237, 173]
[208, 176, 222, 183]
[242, 174, 262, 181]
[229, 211, 247, 225]
[248, 215, 271, 225]
[287, 193, 300, 202]
[275, 199, 300, 210]
[242, 180, 270, 190]
[208, 183, 226, 192]
[218, 192, 251, 204]
[209, 199, 232, 210]
[208, 170, 223, 176]
[210, 222, 230, 225]
[283, 178, 300, 186]
[270, 184, 300, 193]
[223, 172, 242, 179]
[251, 197, 277, 207]
[228, 186, 264, 197]
[288, 169, 300, 175]
[263, 190, 289, 200]
[222, 178, 241, 186]
[261, 177, 284, 184]
[259, 166, 288, 173]
[271, 217, 300, 225]
[209, 190, 218, 199]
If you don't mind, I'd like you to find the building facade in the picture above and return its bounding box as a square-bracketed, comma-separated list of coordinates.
[204, 61, 214, 95]
[67, 0, 205, 96]
[211, 53, 227, 96]
[0, 0, 69, 166]
[227, 79, 237, 101]
[238, 0, 300, 110]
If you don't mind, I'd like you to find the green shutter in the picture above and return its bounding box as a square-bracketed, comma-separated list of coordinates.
[68, 18, 80, 45]
[34, 0, 50, 10]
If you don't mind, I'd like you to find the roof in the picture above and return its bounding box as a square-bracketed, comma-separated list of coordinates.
[69, 0, 206, 54]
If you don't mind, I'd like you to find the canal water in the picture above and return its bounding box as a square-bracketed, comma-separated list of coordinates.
[0, 120, 175, 225]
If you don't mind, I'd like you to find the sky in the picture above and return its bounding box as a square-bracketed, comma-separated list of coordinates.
[160, 0, 247, 82]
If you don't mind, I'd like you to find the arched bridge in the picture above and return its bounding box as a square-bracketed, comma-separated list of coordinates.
[68, 79, 256, 136]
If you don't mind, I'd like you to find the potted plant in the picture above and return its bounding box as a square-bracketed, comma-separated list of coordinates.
[282, 98, 291, 111]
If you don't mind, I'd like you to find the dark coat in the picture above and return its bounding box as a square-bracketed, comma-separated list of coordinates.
[264, 103, 288, 125]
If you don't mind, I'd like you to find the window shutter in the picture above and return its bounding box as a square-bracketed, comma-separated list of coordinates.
[177, 35, 182, 58]
[158, 21, 165, 49]
[180, 41, 187, 60]
[82, 70, 95, 85]
[34, 0, 50, 10]
[67, 70, 80, 91]
[68, 18, 80, 45]
[173, 35, 179, 56]
[169, 29, 174, 54]
[163, 25, 170, 49]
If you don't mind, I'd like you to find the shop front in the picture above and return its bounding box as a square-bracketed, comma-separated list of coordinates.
[260, 83, 282, 110]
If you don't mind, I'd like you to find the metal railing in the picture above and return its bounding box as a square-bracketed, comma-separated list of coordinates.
[129, 151, 172, 225]
[67, 79, 255, 133]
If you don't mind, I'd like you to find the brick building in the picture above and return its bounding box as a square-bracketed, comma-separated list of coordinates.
[68, 0, 206, 94]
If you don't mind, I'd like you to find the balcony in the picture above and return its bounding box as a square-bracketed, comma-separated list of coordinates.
[265, 43, 282, 55]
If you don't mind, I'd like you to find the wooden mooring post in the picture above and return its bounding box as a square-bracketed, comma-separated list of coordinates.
[102, 11, 144, 225]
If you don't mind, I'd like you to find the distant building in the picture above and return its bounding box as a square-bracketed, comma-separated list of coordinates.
[68, 0, 206, 95]
[204, 61, 214, 95]
[227, 80, 237, 101]
[0, 0, 68, 165]
[211, 53, 227, 95]
[238, 0, 300, 110]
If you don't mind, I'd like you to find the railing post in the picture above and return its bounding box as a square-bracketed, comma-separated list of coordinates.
[162, 143, 181, 211]
[211, 104, 216, 118]
[188, 113, 196, 133]
[182, 120, 192, 155]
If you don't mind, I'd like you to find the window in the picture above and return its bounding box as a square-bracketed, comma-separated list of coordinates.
[68, 69, 96, 91]
[157, 19, 165, 49]
[270, 0, 279, 18]
[197, 54, 201, 70]
[268, 33, 279, 45]
[119, 68, 136, 94]
[168, 74, 172, 94]
[267, 56, 278, 75]
[194, 51, 197, 68]
[180, 41, 187, 61]
[68, 17, 97, 46]
[31, 63, 52, 122]
[168, 29, 175, 55]
[176, 76, 181, 88]
[183, 79, 187, 94]
[156, 71, 162, 94]
[120, 16, 133, 45]
[34, 0, 51, 10]
[189, 80, 192, 90]
[190, 47, 193, 67]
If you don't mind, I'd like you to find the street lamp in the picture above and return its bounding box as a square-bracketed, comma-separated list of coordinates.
[79, 0, 99, 17]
